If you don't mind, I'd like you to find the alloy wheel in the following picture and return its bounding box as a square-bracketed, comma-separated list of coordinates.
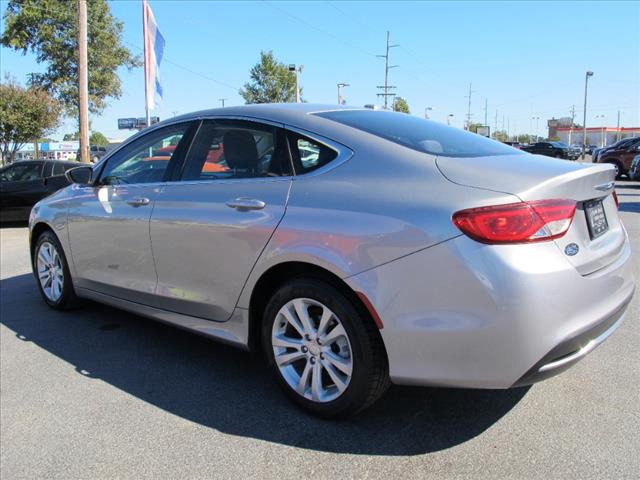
[271, 298, 353, 403]
[36, 241, 64, 302]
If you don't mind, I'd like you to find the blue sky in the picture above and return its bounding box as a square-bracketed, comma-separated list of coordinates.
[1, 0, 638, 140]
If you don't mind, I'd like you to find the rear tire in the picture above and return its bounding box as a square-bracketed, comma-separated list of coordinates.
[33, 230, 80, 310]
[262, 278, 390, 418]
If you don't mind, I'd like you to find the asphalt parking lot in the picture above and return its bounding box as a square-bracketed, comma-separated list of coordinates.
[1, 180, 638, 479]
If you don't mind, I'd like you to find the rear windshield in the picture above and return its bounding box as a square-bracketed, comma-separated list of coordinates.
[314, 110, 517, 157]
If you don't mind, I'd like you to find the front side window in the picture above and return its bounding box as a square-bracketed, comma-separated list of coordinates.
[0, 163, 43, 182]
[99, 124, 189, 185]
[314, 110, 517, 158]
[181, 120, 291, 181]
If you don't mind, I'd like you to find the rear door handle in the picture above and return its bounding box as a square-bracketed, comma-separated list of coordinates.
[126, 197, 150, 207]
[225, 198, 266, 211]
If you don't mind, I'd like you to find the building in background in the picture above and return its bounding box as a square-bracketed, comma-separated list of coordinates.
[555, 127, 639, 148]
[14, 141, 80, 161]
[548, 117, 576, 140]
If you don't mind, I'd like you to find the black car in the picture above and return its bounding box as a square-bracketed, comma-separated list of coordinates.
[0, 160, 81, 222]
[520, 141, 578, 160]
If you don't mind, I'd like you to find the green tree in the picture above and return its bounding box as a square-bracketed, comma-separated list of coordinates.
[466, 122, 484, 133]
[2, 0, 140, 118]
[491, 130, 509, 142]
[63, 132, 80, 141]
[239, 51, 298, 104]
[0, 76, 61, 165]
[517, 134, 532, 144]
[89, 131, 109, 146]
[393, 97, 410, 114]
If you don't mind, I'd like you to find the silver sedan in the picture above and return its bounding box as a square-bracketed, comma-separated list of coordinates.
[29, 104, 635, 418]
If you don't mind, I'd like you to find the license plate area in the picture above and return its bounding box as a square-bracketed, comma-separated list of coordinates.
[584, 198, 608, 239]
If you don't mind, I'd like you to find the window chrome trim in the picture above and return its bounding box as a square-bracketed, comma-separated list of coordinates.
[161, 176, 293, 187]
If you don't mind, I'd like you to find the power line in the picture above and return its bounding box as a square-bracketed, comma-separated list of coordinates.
[262, 0, 376, 58]
[124, 41, 239, 91]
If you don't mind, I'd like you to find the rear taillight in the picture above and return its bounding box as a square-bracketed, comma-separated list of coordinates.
[452, 199, 576, 244]
[612, 191, 619, 209]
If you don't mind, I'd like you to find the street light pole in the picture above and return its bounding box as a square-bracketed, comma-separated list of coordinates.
[531, 116, 540, 141]
[582, 71, 594, 159]
[424, 107, 432, 119]
[447, 114, 454, 126]
[337, 83, 350, 105]
[289, 64, 303, 103]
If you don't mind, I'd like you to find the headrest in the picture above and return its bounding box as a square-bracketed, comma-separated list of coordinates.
[223, 130, 259, 170]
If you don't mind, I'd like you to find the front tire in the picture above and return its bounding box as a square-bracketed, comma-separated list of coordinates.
[262, 279, 390, 418]
[33, 230, 79, 310]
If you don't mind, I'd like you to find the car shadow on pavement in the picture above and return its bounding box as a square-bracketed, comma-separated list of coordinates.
[0, 273, 529, 456]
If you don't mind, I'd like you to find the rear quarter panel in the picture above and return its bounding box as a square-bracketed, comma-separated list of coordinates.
[236, 136, 520, 308]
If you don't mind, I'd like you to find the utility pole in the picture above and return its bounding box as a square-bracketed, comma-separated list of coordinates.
[568, 104, 576, 146]
[376, 31, 398, 109]
[494, 110, 498, 135]
[337, 83, 350, 105]
[77, 0, 89, 163]
[616, 110, 621, 141]
[464, 83, 475, 129]
[484, 98, 488, 127]
[219, 98, 227, 108]
[582, 71, 594, 159]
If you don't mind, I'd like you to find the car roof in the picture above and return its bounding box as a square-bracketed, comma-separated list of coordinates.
[171, 103, 364, 122]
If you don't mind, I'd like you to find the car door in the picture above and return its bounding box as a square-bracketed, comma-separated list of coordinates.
[621, 141, 640, 170]
[0, 162, 47, 220]
[67, 122, 195, 303]
[149, 119, 293, 320]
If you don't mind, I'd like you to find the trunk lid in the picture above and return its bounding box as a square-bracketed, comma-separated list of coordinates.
[436, 154, 624, 275]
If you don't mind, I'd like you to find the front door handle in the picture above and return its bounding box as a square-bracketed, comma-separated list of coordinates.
[127, 197, 150, 207]
[225, 198, 266, 211]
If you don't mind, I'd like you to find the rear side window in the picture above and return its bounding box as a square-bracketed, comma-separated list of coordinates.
[287, 132, 337, 173]
[314, 110, 517, 158]
[52, 162, 76, 176]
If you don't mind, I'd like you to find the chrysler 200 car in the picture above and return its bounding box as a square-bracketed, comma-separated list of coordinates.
[29, 104, 634, 418]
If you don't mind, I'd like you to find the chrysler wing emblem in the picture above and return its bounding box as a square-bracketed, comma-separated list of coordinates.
[594, 181, 615, 192]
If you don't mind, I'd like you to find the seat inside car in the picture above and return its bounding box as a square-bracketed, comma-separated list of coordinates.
[223, 130, 259, 177]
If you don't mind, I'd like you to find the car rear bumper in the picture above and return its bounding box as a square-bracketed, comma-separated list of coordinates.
[346, 231, 635, 389]
[511, 293, 631, 387]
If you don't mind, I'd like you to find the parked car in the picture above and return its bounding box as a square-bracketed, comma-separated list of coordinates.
[629, 155, 640, 181]
[29, 104, 634, 418]
[520, 141, 578, 160]
[596, 137, 640, 178]
[76, 145, 108, 163]
[592, 137, 638, 164]
[503, 141, 522, 149]
[0, 160, 80, 222]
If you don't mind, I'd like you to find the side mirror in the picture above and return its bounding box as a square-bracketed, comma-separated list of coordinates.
[65, 166, 93, 185]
